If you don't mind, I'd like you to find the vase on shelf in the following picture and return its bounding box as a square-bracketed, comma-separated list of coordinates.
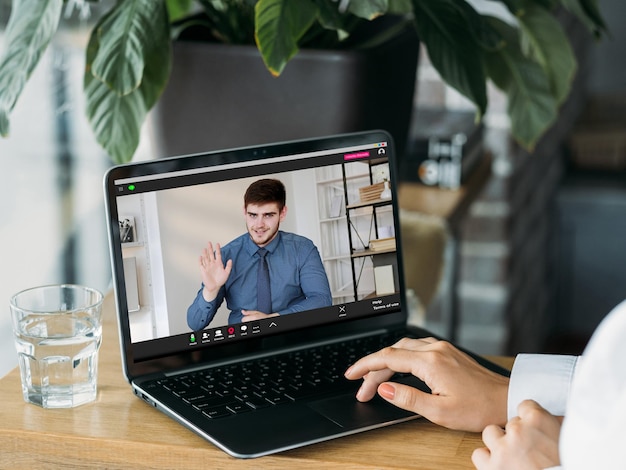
[380, 180, 392, 199]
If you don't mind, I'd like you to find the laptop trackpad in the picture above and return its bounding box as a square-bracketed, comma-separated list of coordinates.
[308, 393, 417, 429]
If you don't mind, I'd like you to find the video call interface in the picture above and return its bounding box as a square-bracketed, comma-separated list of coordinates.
[114, 141, 402, 361]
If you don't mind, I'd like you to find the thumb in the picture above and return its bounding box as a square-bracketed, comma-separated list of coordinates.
[378, 382, 438, 418]
[224, 259, 233, 275]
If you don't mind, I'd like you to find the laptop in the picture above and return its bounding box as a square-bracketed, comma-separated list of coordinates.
[104, 130, 508, 458]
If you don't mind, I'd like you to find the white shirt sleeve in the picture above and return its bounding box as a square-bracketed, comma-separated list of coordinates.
[559, 300, 626, 470]
[506, 300, 626, 470]
[507, 353, 580, 420]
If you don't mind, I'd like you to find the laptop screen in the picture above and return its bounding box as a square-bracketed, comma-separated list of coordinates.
[105, 131, 406, 369]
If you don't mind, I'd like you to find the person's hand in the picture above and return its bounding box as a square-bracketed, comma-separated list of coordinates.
[344, 337, 509, 432]
[472, 400, 562, 470]
[241, 310, 279, 322]
[199, 242, 232, 301]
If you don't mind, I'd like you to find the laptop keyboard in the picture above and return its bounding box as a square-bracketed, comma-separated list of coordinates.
[156, 331, 408, 420]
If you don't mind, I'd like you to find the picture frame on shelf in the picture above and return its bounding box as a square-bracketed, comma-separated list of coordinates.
[119, 216, 136, 244]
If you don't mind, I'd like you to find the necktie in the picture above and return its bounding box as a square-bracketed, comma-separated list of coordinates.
[256, 248, 272, 313]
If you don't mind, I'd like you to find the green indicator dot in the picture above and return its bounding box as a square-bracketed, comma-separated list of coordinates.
[128, 184, 135, 191]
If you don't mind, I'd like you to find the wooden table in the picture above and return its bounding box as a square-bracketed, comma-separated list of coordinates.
[0, 292, 513, 469]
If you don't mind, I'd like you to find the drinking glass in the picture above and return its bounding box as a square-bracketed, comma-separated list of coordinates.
[10, 284, 104, 408]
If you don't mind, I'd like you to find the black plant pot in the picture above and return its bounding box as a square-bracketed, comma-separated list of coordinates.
[151, 21, 419, 157]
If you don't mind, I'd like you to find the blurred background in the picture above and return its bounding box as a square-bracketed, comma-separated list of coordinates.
[1, 0, 625, 378]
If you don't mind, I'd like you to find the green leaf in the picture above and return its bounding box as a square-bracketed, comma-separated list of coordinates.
[558, 0, 607, 37]
[311, 1, 352, 42]
[255, 0, 319, 76]
[484, 17, 557, 150]
[525, 0, 556, 10]
[166, 0, 194, 22]
[388, 0, 413, 15]
[497, 0, 526, 15]
[91, 0, 169, 96]
[411, 0, 489, 116]
[517, 4, 576, 105]
[314, 1, 346, 30]
[352, 16, 415, 50]
[138, 20, 172, 112]
[84, 69, 146, 164]
[348, 0, 389, 20]
[0, 0, 63, 137]
[195, 0, 256, 44]
[85, 1, 171, 163]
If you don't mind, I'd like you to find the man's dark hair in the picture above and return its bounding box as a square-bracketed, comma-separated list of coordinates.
[244, 179, 286, 211]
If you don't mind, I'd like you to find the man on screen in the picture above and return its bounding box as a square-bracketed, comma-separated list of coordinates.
[187, 178, 332, 330]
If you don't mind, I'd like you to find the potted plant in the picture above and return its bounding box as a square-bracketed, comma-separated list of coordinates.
[0, 0, 606, 163]
[150, 6, 420, 158]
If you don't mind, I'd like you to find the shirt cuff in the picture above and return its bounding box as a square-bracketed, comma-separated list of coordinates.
[508, 353, 579, 420]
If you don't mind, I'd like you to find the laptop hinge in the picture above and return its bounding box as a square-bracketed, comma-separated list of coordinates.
[163, 328, 391, 377]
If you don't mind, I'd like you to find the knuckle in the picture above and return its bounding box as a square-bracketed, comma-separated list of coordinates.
[424, 340, 461, 366]
[482, 423, 499, 437]
[518, 400, 540, 416]
[523, 407, 544, 424]
[394, 337, 414, 348]
[505, 416, 523, 435]
[374, 346, 397, 361]
[423, 342, 450, 362]
[432, 340, 454, 352]
[379, 345, 397, 357]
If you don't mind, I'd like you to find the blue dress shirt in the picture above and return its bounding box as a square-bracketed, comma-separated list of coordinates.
[187, 231, 332, 330]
